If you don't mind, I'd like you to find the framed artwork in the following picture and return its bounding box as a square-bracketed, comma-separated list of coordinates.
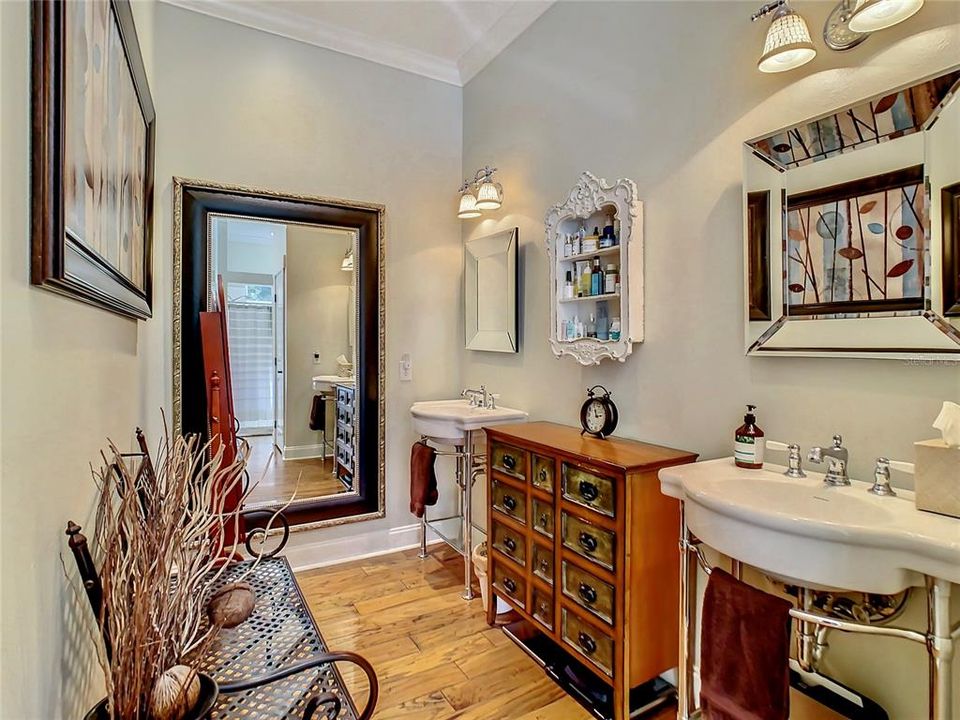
[746, 190, 771, 321]
[785, 166, 925, 316]
[32, 0, 156, 319]
[943, 182, 960, 317]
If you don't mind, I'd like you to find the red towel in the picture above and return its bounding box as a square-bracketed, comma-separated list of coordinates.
[409, 441, 438, 518]
[700, 569, 792, 720]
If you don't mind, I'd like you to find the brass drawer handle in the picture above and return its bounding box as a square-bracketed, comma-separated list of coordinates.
[578, 532, 598, 553]
[503, 494, 517, 511]
[502, 454, 517, 471]
[539, 558, 550, 572]
[578, 583, 597, 605]
[503, 577, 517, 594]
[538, 468, 549, 483]
[579, 480, 599, 502]
[577, 632, 597, 655]
[538, 601, 550, 616]
[538, 513, 549, 528]
[504, 536, 517, 553]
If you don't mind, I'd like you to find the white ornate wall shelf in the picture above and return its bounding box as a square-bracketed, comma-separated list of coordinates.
[545, 171, 643, 365]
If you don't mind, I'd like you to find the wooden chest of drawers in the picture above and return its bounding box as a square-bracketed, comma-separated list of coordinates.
[485, 422, 697, 720]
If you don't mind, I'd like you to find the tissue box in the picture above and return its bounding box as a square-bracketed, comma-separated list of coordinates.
[914, 439, 960, 519]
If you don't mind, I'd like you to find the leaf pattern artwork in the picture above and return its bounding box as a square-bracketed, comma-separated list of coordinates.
[786, 172, 926, 312]
[749, 70, 960, 170]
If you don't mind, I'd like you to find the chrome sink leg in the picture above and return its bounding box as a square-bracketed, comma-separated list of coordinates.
[677, 503, 698, 720]
[927, 577, 953, 720]
[461, 431, 475, 601]
[418, 514, 427, 559]
[797, 587, 818, 673]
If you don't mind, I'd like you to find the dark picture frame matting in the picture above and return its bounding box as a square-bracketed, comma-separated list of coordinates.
[943, 181, 960, 317]
[31, 0, 156, 319]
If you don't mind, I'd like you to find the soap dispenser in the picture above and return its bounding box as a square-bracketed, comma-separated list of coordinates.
[734, 405, 765, 469]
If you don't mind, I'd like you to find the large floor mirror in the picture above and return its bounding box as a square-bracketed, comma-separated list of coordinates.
[174, 179, 384, 529]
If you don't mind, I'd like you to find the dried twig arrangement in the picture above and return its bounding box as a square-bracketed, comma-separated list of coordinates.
[87, 424, 255, 720]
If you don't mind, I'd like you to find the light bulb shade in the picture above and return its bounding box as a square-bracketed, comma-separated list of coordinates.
[848, 0, 923, 32]
[458, 191, 481, 218]
[474, 181, 502, 210]
[758, 6, 817, 73]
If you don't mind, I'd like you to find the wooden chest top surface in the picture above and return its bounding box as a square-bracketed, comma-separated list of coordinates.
[485, 421, 697, 473]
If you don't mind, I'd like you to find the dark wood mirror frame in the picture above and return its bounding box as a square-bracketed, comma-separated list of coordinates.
[173, 178, 385, 529]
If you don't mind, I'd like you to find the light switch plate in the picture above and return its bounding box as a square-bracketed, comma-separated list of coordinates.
[399, 353, 412, 382]
[313, 352, 322, 365]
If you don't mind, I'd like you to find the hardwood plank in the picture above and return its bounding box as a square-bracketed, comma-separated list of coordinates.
[297, 547, 600, 720]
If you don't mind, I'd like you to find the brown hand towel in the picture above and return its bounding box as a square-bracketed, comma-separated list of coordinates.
[309, 394, 326, 431]
[410, 441, 439, 518]
[700, 569, 792, 720]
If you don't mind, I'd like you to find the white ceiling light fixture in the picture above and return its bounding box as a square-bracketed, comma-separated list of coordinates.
[753, 1, 817, 73]
[458, 167, 502, 219]
[847, 0, 924, 32]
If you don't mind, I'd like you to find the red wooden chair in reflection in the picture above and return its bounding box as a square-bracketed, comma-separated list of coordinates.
[201, 276, 289, 559]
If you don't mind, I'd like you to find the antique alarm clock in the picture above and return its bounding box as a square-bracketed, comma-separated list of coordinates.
[580, 385, 618, 439]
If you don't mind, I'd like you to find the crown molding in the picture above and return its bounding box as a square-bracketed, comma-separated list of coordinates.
[159, 0, 553, 87]
[161, 0, 461, 85]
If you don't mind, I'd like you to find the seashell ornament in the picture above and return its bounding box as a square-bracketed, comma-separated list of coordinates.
[207, 582, 256, 628]
[149, 664, 200, 720]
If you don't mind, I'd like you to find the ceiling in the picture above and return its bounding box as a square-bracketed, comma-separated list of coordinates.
[160, 0, 553, 86]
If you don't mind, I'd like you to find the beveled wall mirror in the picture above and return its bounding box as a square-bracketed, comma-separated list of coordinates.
[173, 179, 384, 529]
[743, 67, 960, 360]
[464, 227, 518, 352]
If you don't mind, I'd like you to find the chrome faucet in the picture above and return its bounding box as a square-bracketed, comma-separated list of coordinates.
[808, 434, 850, 486]
[461, 386, 495, 409]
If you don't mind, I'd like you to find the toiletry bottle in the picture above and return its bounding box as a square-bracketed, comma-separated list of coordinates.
[572, 230, 581, 256]
[604, 264, 617, 294]
[734, 405, 765, 469]
[596, 301, 609, 341]
[565, 317, 575, 340]
[581, 262, 592, 297]
[603, 214, 615, 244]
[586, 313, 597, 338]
[574, 316, 583, 339]
[609, 317, 621, 341]
[563, 271, 574, 300]
[563, 233, 572, 258]
[591, 257, 602, 295]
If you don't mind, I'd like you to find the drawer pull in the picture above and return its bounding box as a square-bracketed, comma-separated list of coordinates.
[503, 495, 517, 511]
[538, 601, 549, 615]
[578, 532, 598, 553]
[503, 577, 517, 594]
[539, 558, 549, 572]
[502, 454, 517, 471]
[539, 468, 548, 483]
[538, 513, 549, 528]
[577, 632, 597, 655]
[578, 480, 599, 502]
[578, 583, 597, 605]
[504, 537, 517, 553]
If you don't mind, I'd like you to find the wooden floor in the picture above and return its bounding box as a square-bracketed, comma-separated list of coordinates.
[297, 546, 675, 720]
[243, 435, 347, 506]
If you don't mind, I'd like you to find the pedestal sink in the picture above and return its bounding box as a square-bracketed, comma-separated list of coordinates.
[410, 399, 528, 445]
[659, 457, 960, 594]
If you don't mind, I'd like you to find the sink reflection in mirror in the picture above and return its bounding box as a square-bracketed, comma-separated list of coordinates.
[209, 215, 358, 508]
[743, 67, 960, 360]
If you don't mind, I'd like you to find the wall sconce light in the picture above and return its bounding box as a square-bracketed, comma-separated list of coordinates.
[754, 0, 926, 66]
[752, 1, 817, 73]
[458, 166, 502, 219]
[340, 247, 354, 271]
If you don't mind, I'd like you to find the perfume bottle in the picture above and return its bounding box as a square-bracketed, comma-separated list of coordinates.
[563, 271, 574, 300]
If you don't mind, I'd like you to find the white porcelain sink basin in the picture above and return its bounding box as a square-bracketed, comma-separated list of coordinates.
[660, 458, 960, 594]
[410, 399, 528, 445]
[312, 374, 354, 391]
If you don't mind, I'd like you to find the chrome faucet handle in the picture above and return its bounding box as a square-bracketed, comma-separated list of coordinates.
[832, 434, 844, 450]
[869, 458, 897, 497]
[785, 443, 806, 479]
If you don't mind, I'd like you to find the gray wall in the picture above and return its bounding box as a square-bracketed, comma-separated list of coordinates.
[460, 2, 960, 717]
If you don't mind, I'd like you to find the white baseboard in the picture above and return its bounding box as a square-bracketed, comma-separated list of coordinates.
[282, 442, 331, 461]
[285, 522, 444, 572]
